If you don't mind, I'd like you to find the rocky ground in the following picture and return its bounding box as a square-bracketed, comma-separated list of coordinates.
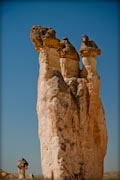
[0, 169, 120, 180]
[103, 171, 120, 180]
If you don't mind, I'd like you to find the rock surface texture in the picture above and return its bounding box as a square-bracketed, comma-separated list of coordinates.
[30, 26, 108, 180]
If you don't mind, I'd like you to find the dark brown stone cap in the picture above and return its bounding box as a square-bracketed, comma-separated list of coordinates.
[30, 25, 60, 51]
[30, 25, 79, 61]
[80, 35, 101, 57]
[60, 37, 79, 61]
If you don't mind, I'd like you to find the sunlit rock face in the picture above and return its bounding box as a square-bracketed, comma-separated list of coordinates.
[30, 26, 108, 180]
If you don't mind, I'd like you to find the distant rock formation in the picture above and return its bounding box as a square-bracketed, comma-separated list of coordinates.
[0, 169, 36, 179]
[17, 158, 29, 179]
[30, 26, 108, 180]
[0, 169, 18, 179]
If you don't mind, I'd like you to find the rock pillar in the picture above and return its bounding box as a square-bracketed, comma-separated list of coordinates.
[30, 27, 108, 180]
[17, 158, 28, 179]
[59, 38, 79, 79]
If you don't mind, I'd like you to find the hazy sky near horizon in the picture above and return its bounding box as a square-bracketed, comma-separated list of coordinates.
[1, 0, 119, 175]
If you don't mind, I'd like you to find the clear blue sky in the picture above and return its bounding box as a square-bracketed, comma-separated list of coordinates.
[1, 0, 119, 176]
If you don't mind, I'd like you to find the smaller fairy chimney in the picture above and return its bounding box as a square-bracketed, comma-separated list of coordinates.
[80, 35, 101, 79]
[59, 37, 80, 79]
[17, 158, 29, 179]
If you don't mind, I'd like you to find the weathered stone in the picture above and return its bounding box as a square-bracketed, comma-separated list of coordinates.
[80, 35, 101, 57]
[59, 38, 80, 79]
[60, 38, 79, 60]
[60, 58, 80, 78]
[30, 26, 108, 180]
[0, 169, 18, 179]
[30, 25, 60, 51]
[17, 158, 28, 179]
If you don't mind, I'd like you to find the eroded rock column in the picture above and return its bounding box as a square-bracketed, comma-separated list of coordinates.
[17, 158, 28, 179]
[30, 26, 73, 180]
[59, 38, 80, 79]
[30, 26, 108, 180]
[78, 35, 108, 179]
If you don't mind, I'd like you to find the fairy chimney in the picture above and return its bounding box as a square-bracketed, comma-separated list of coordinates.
[30, 26, 108, 180]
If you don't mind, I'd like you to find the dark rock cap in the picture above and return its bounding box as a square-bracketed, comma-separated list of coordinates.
[30, 25, 60, 50]
[80, 35, 101, 57]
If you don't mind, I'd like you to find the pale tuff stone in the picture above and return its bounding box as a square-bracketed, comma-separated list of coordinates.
[60, 58, 79, 78]
[82, 57, 96, 74]
[17, 158, 28, 179]
[30, 26, 108, 180]
[59, 38, 80, 79]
